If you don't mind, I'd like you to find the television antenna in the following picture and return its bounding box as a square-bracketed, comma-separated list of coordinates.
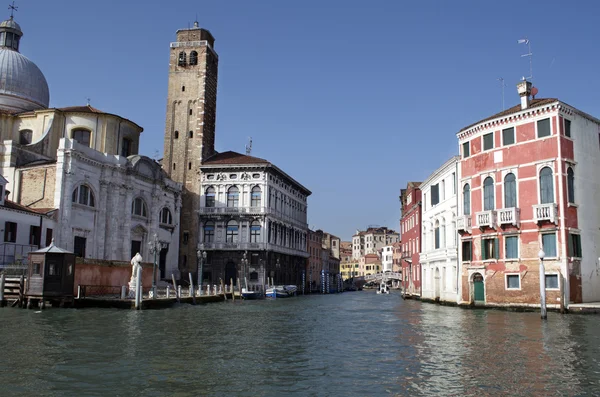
[245, 137, 252, 155]
[518, 38, 533, 82]
[497, 77, 505, 110]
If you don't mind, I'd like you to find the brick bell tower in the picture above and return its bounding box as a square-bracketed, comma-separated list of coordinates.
[163, 21, 218, 278]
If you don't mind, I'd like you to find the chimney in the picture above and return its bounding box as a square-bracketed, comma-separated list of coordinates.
[517, 80, 532, 110]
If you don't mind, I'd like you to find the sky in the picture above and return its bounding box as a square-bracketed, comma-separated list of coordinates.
[15, 0, 600, 241]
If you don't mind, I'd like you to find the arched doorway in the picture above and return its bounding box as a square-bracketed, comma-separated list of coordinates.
[472, 273, 485, 303]
[225, 261, 237, 285]
[434, 268, 441, 301]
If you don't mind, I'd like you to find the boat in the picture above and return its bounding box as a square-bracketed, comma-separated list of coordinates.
[241, 288, 263, 300]
[265, 285, 297, 298]
[376, 282, 390, 294]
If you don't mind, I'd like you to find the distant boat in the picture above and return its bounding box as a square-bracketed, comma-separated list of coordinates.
[265, 285, 297, 298]
[241, 288, 263, 300]
[376, 282, 390, 295]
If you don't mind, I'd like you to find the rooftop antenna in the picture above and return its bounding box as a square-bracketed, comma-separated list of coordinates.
[8, 1, 17, 19]
[86, 97, 91, 106]
[518, 37, 533, 82]
[245, 137, 252, 155]
[497, 77, 505, 110]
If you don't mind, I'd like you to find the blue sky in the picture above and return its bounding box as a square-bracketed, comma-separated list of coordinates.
[16, 0, 600, 241]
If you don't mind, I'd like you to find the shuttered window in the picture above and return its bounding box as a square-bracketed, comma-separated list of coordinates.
[504, 173, 517, 208]
[483, 177, 495, 211]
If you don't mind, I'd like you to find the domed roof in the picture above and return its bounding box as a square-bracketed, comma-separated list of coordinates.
[0, 18, 21, 33]
[0, 48, 49, 111]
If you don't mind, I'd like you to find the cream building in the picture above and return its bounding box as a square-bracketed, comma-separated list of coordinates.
[0, 16, 182, 279]
[420, 156, 459, 303]
[352, 226, 400, 259]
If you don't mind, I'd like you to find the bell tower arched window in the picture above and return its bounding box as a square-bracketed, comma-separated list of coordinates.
[178, 51, 187, 66]
[190, 51, 198, 65]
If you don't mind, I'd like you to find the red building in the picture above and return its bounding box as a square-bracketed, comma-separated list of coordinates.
[400, 182, 422, 297]
[456, 81, 600, 307]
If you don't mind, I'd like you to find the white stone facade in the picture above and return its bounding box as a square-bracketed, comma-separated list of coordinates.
[352, 227, 400, 259]
[381, 245, 393, 272]
[420, 156, 459, 303]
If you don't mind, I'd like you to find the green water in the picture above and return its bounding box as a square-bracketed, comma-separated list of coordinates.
[1, 292, 599, 396]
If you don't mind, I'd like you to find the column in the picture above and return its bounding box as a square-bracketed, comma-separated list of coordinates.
[96, 180, 109, 259]
[122, 185, 134, 261]
[59, 157, 76, 249]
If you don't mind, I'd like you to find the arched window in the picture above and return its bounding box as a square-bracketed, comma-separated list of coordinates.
[19, 129, 32, 145]
[71, 185, 95, 207]
[174, 131, 179, 139]
[463, 184, 471, 215]
[434, 220, 440, 249]
[567, 167, 575, 203]
[483, 177, 495, 211]
[204, 221, 215, 242]
[132, 197, 148, 218]
[251, 186, 261, 207]
[178, 51, 187, 66]
[72, 128, 91, 147]
[190, 51, 198, 65]
[160, 208, 172, 224]
[226, 220, 239, 243]
[539, 167, 554, 204]
[250, 220, 261, 243]
[205, 187, 215, 207]
[440, 218, 446, 248]
[504, 173, 517, 208]
[227, 186, 239, 208]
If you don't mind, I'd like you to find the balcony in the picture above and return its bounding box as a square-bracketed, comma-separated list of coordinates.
[497, 207, 520, 227]
[533, 203, 558, 224]
[198, 242, 267, 251]
[476, 210, 496, 229]
[401, 251, 412, 260]
[456, 215, 472, 233]
[198, 206, 267, 216]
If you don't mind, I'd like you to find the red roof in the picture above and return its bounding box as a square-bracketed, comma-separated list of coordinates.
[460, 98, 558, 133]
[202, 151, 270, 165]
[3, 200, 55, 216]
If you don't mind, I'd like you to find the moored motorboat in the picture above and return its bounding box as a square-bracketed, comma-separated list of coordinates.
[265, 285, 297, 298]
[241, 288, 263, 300]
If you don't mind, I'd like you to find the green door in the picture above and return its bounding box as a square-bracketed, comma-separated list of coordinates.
[473, 273, 484, 302]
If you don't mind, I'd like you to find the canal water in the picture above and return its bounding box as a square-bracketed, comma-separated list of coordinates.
[1, 292, 600, 396]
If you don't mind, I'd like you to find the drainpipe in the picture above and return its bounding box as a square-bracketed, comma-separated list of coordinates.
[38, 215, 43, 249]
[456, 158, 460, 304]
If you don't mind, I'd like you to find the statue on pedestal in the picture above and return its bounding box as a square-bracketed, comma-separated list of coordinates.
[128, 253, 143, 298]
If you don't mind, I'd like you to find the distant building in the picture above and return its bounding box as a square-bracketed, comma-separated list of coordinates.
[307, 229, 323, 291]
[352, 226, 400, 259]
[391, 241, 403, 274]
[457, 81, 600, 307]
[420, 156, 459, 303]
[400, 182, 422, 297]
[381, 245, 394, 273]
[360, 254, 381, 276]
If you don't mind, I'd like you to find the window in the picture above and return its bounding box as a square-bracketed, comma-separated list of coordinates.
[250, 221, 261, 243]
[178, 51, 187, 66]
[502, 127, 515, 146]
[19, 129, 33, 145]
[47, 263, 60, 276]
[188, 162, 192, 170]
[452, 172, 456, 194]
[483, 133, 494, 151]
[462, 240, 472, 261]
[205, 187, 215, 207]
[29, 225, 41, 246]
[568, 233, 582, 258]
[174, 131, 179, 139]
[545, 274, 559, 289]
[183, 232, 189, 245]
[204, 222, 215, 242]
[226, 220, 239, 243]
[567, 167, 575, 203]
[506, 274, 520, 289]
[504, 173, 517, 208]
[190, 50, 198, 65]
[539, 167, 554, 204]
[45, 228, 53, 247]
[434, 221, 440, 249]
[483, 177, 495, 211]
[74, 236, 86, 258]
[72, 129, 91, 147]
[160, 208, 172, 225]
[462, 141, 470, 158]
[251, 186, 261, 207]
[564, 119, 571, 138]
[4, 221, 16, 242]
[121, 138, 132, 157]
[189, 109, 193, 116]
[542, 232, 557, 257]
[482, 237, 499, 260]
[463, 184, 471, 215]
[182, 86, 185, 92]
[72, 185, 95, 207]
[505, 236, 518, 259]
[537, 118, 551, 138]
[131, 197, 148, 217]
[173, 163, 176, 170]
[227, 186, 239, 208]
[431, 184, 439, 206]
[189, 131, 193, 138]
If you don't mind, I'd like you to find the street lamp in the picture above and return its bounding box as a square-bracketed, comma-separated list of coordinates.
[538, 249, 547, 319]
[197, 249, 206, 293]
[148, 233, 166, 298]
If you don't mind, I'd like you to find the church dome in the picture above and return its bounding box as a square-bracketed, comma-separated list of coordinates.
[0, 17, 49, 112]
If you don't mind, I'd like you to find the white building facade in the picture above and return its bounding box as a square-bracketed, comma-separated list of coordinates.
[420, 156, 460, 303]
[381, 245, 393, 273]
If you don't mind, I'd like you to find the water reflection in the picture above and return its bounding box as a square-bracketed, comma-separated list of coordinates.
[1, 294, 600, 396]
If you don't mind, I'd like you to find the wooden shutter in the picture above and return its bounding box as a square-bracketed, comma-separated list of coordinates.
[494, 238, 499, 259]
[567, 233, 574, 257]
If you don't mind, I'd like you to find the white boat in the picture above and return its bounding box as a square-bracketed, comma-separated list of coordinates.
[376, 282, 390, 294]
[241, 288, 263, 300]
[265, 285, 297, 298]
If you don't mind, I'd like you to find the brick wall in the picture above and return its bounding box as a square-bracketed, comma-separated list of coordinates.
[19, 165, 56, 208]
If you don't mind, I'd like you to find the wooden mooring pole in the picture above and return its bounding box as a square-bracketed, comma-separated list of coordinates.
[0, 274, 5, 307]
